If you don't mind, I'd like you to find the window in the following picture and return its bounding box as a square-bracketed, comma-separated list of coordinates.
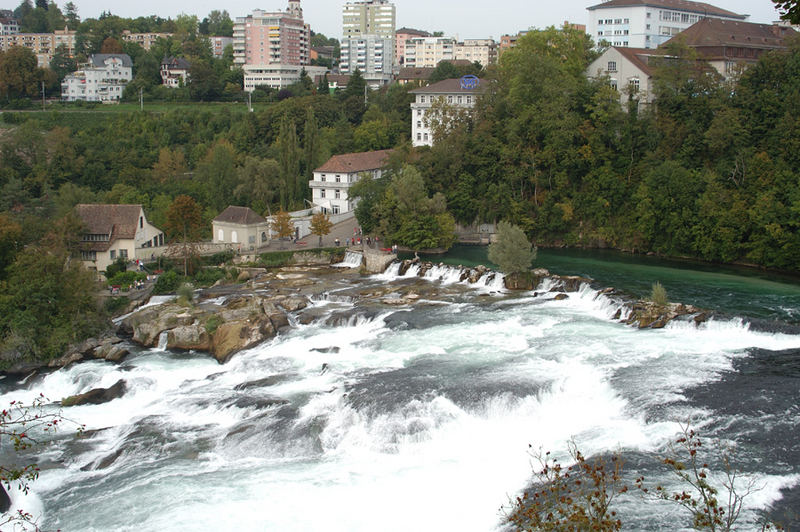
[262, 232, 268, 243]
[232, 231, 238, 243]
[646, 12, 651, 18]
[466, 96, 472, 104]
[623, 18, 629, 23]
[417, 121, 422, 128]
[81, 250, 96, 261]
[332, 205, 340, 214]
[447, 95, 453, 103]
[335, 175, 341, 182]
[629, 78, 640, 93]
[139, 216, 143, 228]
[320, 189, 326, 198]
[423, 133, 429, 141]
[321, 174, 326, 182]
[646, 24, 651, 30]
[249, 235, 256, 244]
[335, 190, 341, 199]
[417, 133, 421, 140]
[598, 31, 604, 36]
[110, 250, 116, 260]
[416, 109, 421, 116]
[607, 61, 617, 72]
[420, 95, 425, 103]
[609, 79, 618, 91]
[457, 95, 462, 104]
[218, 229, 224, 241]
[120, 249, 128, 259]
[614, 18, 622, 24]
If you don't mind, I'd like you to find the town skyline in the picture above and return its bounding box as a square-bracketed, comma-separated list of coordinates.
[14, 0, 785, 41]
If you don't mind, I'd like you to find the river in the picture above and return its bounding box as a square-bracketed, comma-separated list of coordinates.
[3, 248, 800, 530]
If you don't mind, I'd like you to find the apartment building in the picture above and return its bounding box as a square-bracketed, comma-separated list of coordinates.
[342, 0, 395, 40]
[0, 27, 76, 67]
[61, 54, 133, 103]
[210, 36, 233, 59]
[410, 77, 487, 147]
[1, 13, 19, 35]
[121, 30, 173, 51]
[233, 1, 310, 68]
[395, 27, 429, 66]
[454, 39, 497, 66]
[587, 0, 747, 49]
[310, 150, 395, 215]
[405, 37, 497, 69]
[341, 0, 395, 84]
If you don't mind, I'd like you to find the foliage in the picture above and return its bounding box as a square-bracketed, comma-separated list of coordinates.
[773, 0, 800, 24]
[103, 257, 129, 279]
[176, 282, 194, 305]
[650, 281, 668, 306]
[106, 270, 146, 290]
[309, 212, 333, 247]
[488, 221, 536, 274]
[204, 314, 221, 334]
[271, 210, 294, 242]
[193, 267, 226, 287]
[0, 46, 47, 103]
[259, 250, 295, 268]
[103, 296, 130, 315]
[506, 441, 626, 531]
[151, 269, 183, 295]
[0, 395, 83, 531]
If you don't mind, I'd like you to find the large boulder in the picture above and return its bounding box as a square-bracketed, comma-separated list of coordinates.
[124, 304, 195, 346]
[62, 379, 127, 407]
[167, 325, 211, 351]
[211, 317, 276, 363]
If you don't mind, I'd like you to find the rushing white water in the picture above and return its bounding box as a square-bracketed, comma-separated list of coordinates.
[333, 251, 364, 268]
[5, 275, 800, 531]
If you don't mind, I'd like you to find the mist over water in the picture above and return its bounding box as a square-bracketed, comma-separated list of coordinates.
[4, 250, 800, 530]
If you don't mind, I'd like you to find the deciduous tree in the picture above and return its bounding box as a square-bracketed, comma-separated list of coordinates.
[488, 221, 536, 274]
[164, 195, 203, 275]
[309, 212, 333, 247]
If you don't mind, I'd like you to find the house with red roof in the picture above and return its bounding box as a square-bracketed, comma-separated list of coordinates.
[310, 149, 394, 215]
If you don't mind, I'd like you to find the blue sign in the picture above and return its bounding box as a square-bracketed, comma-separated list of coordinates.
[460, 75, 479, 90]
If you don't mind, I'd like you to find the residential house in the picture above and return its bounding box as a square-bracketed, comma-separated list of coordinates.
[396, 66, 435, 85]
[586, 46, 656, 108]
[1, 14, 19, 35]
[160, 56, 191, 88]
[61, 54, 133, 103]
[586, 0, 747, 49]
[313, 73, 350, 93]
[212, 206, 271, 251]
[395, 27, 430, 66]
[310, 149, 394, 215]
[667, 18, 796, 78]
[76, 204, 164, 273]
[409, 77, 488, 147]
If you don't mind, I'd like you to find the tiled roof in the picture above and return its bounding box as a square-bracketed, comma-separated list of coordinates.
[616, 47, 657, 76]
[90, 54, 134, 68]
[668, 18, 795, 49]
[396, 27, 431, 37]
[587, 0, 746, 19]
[162, 56, 191, 69]
[213, 206, 266, 225]
[409, 77, 489, 94]
[315, 149, 394, 174]
[75, 204, 143, 252]
[397, 67, 435, 80]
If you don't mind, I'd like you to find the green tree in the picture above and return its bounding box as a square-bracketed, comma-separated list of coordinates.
[277, 114, 301, 208]
[270, 210, 294, 249]
[64, 1, 79, 28]
[0, 46, 46, 102]
[200, 10, 233, 37]
[234, 156, 280, 214]
[773, 0, 800, 23]
[49, 44, 77, 84]
[488, 221, 536, 274]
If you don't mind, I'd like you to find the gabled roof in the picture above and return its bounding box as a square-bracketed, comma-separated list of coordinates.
[76, 204, 143, 237]
[162, 56, 191, 69]
[409, 77, 489, 94]
[667, 18, 795, 50]
[616, 47, 657, 76]
[587, 0, 746, 19]
[90, 54, 134, 68]
[213, 206, 266, 225]
[314, 149, 394, 174]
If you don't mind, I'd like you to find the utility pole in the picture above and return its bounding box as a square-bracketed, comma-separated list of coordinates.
[247, 90, 253, 112]
[139, 87, 143, 111]
[41, 81, 45, 111]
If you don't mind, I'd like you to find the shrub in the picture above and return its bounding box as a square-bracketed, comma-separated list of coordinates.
[651, 282, 668, 306]
[205, 315, 221, 335]
[152, 270, 183, 295]
[176, 282, 195, 305]
[259, 251, 295, 268]
[103, 296, 130, 315]
[205, 250, 235, 265]
[488, 221, 537, 274]
[106, 271, 146, 290]
[104, 257, 129, 279]
[193, 267, 226, 287]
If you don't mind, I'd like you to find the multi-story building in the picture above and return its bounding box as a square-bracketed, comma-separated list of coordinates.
[395, 27, 429, 66]
[339, 33, 393, 85]
[586, 46, 657, 109]
[403, 36, 455, 68]
[310, 149, 394, 215]
[61, 54, 133, 103]
[587, 0, 747, 49]
[410, 77, 487, 147]
[233, 1, 310, 68]
[1, 13, 19, 35]
[210, 36, 233, 59]
[160, 57, 191, 87]
[0, 28, 77, 67]
[121, 30, 173, 51]
[454, 39, 497, 67]
[342, 0, 395, 40]
[243, 63, 327, 91]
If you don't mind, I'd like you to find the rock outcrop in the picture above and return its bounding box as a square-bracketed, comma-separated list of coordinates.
[62, 379, 127, 407]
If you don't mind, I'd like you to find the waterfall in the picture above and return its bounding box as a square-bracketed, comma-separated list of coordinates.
[157, 331, 168, 351]
[334, 251, 363, 268]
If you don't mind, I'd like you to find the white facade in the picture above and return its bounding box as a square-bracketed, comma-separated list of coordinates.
[342, 0, 396, 40]
[410, 78, 485, 147]
[62, 54, 132, 103]
[454, 39, 497, 66]
[310, 150, 393, 215]
[0, 17, 19, 35]
[404, 37, 455, 68]
[587, 1, 747, 49]
[339, 34, 393, 84]
[586, 47, 655, 109]
[243, 63, 327, 91]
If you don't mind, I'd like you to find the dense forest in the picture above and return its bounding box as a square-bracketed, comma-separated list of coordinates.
[1, 23, 800, 364]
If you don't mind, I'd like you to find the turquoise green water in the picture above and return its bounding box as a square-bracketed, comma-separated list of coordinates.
[406, 246, 800, 322]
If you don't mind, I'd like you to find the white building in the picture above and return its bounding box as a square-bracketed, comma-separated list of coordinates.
[76, 204, 164, 273]
[212, 206, 271, 251]
[0, 15, 19, 36]
[343, 0, 395, 40]
[160, 56, 190, 88]
[409, 77, 487, 147]
[454, 39, 497, 66]
[210, 36, 233, 59]
[404, 37, 455, 68]
[586, 46, 656, 109]
[310, 149, 394, 215]
[587, 0, 747, 49]
[339, 34, 393, 86]
[243, 63, 327, 91]
[61, 54, 133, 103]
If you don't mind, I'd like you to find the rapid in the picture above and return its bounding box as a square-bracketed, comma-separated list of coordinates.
[3, 250, 800, 531]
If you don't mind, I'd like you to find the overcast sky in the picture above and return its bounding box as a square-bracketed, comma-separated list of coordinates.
[26, 0, 785, 40]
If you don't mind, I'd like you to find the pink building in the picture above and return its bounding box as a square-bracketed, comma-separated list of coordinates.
[395, 27, 429, 67]
[233, 0, 310, 67]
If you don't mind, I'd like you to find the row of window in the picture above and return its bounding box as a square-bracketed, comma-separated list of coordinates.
[417, 95, 473, 104]
[319, 189, 342, 199]
[608, 78, 640, 93]
[659, 10, 701, 24]
[598, 30, 629, 36]
[416, 132, 430, 142]
[598, 18, 630, 25]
